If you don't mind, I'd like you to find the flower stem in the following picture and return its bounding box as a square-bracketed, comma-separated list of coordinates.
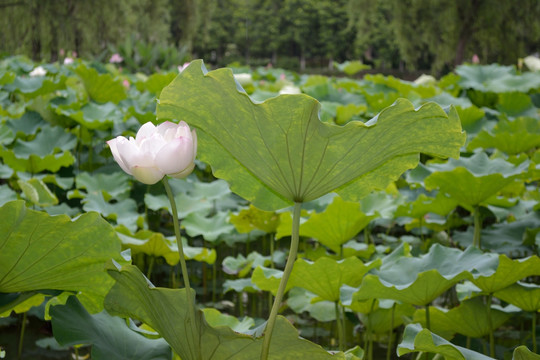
[532, 311, 537, 353]
[260, 202, 302, 360]
[473, 206, 482, 249]
[162, 177, 199, 357]
[486, 293, 495, 358]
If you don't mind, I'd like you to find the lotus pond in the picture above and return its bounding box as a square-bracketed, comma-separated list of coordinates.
[0, 56, 539, 360]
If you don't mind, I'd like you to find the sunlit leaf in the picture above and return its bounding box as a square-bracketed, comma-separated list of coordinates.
[289, 257, 381, 302]
[158, 61, 464, 210]
[17, 177, 58, 207]
[230, 205, 280, 234]
[494, 282, 540, 312]
[397, 323, 495, 360]
[472, 254, 540, 293]
[202, 308, 254, 334]
[182, 211, 235, 242]
[51, 296, 171, 360]
[0, 200, 127, 313]
[75, 64, 127, 103]
[105, 262, 345, 360]
[512, 346, 540, 360]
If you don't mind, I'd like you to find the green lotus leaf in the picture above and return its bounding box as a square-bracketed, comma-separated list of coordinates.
[73, 171, 132, 201]
[494, 282, 540, 312]
[56, 101, 120, 130]
[51, 296, 171, 360]
[357, 300, 415, 334]
[251, 266, 288, 296]
[136, 72, 176, 96]
[0, 184, 17, 206]
[289, 257, 381, 302]
[425, 152, 529, 208]
[468, 117, 540, 155]
[456, 64, 540, 93]
[105, 262, 344, 360]
[297, 196, 376, 254]
[0, 123, 14, 146]
[0, 292, 45, 317]
[6, 111, 43, 138]
[182, 211, 235, 242]
[395, 192, 458, 219]
[0, 70, 16, 85]
[145, 192, 214, 219]
[496, 92, 535, 117]
[0, 200, 127, 313]
[287, 287, 336, 322]
[223, 252, 272, 277]
[472, 254, 540, 293]
[230, 204, 280, 234]
[117, 230, 216, 265]
[0, 124, 76, 172]
[413, 297, 513, 339]
[81, 192, 142, 233]
[75, 64, 127, 104]
[17, 177, 58, 207]
[157, 60, 464, 210]
[223, 278, 260, 293]
[350, 244, 498, 306]
[5, 74, 66, 98]
[202, 308, 255, 334]
[512, 346, 540, 360]
[334, 60, 370, 76]
[364, 73, 437, 99]
[397, 323, 495, 360]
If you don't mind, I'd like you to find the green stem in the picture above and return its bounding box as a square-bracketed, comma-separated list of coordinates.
[17, 312, 27, 360]
[386, 302, 396, 360]
[486, 294, 494, 357]
[146, 256, 155, 279]
[260, 202, 302, 360]
[533, 311, 537, 353]
[473, 206, 482, 249]
[162, 177, 199, 358]
[335, 301, 345, 351]
[425, 304, 431, 331]
[270, 234, 275, 269]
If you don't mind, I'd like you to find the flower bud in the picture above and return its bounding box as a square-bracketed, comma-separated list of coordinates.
[107, 121, 197, 184]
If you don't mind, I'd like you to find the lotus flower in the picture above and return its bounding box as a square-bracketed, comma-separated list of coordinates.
[29, 66, 46, 77]
[110, 53, 124, 63]
[107, 121, 197, 184]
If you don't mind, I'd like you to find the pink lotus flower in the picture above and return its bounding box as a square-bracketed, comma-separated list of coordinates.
[472, 54, 480, 64]
[107, 121, 197, 184]
[64, 57, 74, 65]
[110, 53, 124, 63]
[178, 62, 190, 73]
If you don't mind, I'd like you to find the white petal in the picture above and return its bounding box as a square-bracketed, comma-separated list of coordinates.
[131, 166, 164, 184]
[116, 137, 155, 169]
[156, 121, 178, 138]
[135, 122, 157, 143]
[107, 137, 132, 174]
[169, 162, 195, 179]
[155, 137, 195, 174]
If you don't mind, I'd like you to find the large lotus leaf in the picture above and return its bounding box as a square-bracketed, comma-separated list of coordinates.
[456, 64, 540, 93]
[75, 64, 127, 104]
[136, 72, 176, 96]
[5, 74, 66, 98]
[182, 211, 235, 242]
[425, 152, 529, 208]
[395, 192, 458, 219]
[223, 252, 272, 277]
[0, 184, 17, 206]
[56, 101, 120, 130]
[0, 124, 77, 172]
[117, 230, 216, 265]
[251, 266, 289, 295]
[287, 287, 336, 322]
[81, 192, 142, 232]
[230, 204, 280, 234]
[512, 346, 540, 360]
[357, 301, 415, 334]
[413, 297, 513, 339]
[51, 296, 171, 360]
[494, 282, 540, 312]
[73, 171, 132, 201]
[202, 308, 255, 334]
[157, 60, 464, 211]
[295, 196, 376, 253]
[364, 74, 437, 99]
[289, 257, 381, 302]
[397, 323, 495, 360]
[17, 177, 58, 207]
[105, 262, 345, 360]
[496, 92, 535, 117]
[472, 255, 540, 293]
[223, 278, 260, 293]
[0, 123, 14, 146]
[0, 200, 127, 313]
[453, 213, 540, 255]
[6, 110, 43, 138]
[145, 192, 214, 219]
[350, 244, 498, 306]
[468, 117, 540, 155]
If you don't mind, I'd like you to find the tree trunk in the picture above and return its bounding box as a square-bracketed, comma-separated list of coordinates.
[31, 0, 41, 61]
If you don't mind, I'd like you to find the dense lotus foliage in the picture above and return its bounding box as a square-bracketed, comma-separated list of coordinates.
[0, 55, 539, 359]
